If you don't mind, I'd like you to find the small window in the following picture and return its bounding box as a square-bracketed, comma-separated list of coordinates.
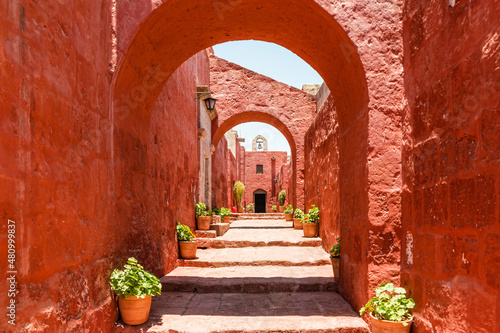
[256, 165, 263, 174]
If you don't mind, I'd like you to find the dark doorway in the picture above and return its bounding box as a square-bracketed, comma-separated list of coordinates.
[254, 190, 267, 213]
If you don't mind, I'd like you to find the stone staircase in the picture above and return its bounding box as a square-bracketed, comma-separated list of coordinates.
[114, 218, 369, 333]
[231, 213, 285, 220]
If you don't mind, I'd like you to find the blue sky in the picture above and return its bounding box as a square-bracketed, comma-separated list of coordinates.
[213, 40, 322, 154]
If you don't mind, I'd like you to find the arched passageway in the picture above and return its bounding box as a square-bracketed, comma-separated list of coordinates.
[112, 0, 373, 309]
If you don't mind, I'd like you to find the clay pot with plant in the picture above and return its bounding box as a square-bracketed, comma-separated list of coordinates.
[293, 208, 304, 229]
[176, 222, 197, 259]
[247, 203, 255, 213]
[278, 190, 286, 212]
[302, 205, 319, 237]
[359, 283, 415, 333]
[220, 207, 232, 223]
[329, 237, 340, 281]
[233, 181, 245, 213]
[110, 257, 162, 326]
[272, 205, 277, 213]
[195, 202, 211, 230]
[284, 204, 294, 221]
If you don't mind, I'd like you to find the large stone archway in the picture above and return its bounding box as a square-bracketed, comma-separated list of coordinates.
[210, 55, 317, 209]
[111, 0, 403, 311]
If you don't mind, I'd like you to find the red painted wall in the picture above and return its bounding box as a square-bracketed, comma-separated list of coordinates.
[401, 1, 499, 332]
[212, 136, 233, 209]
[0, 0, 210, 328]
[243, 151, 288, 211]
[304, 93, 340, 248]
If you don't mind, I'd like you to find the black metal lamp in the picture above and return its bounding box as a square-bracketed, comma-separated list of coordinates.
[203, 97, 217, 112]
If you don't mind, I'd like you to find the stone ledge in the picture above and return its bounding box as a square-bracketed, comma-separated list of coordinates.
[195, 230, 217, 239]
[210, 223, 230, 236]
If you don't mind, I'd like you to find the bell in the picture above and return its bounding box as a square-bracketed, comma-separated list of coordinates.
[257, 143, 263, 150]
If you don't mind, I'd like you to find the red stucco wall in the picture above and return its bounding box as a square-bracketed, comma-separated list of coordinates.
[0, 0, 210, 328]
[401, 1, 499, 332]
[304, 93, 341, 249]
[243, 151, 288, 211]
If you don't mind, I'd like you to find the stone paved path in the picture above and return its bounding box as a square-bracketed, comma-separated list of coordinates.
[115, 216, 368, 333]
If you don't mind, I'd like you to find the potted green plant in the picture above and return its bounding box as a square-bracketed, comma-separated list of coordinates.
[293, 208, 304, 229]
[272, 205, 277, 213]
[233, 181, 245, 213]
[176, 222, 197, 259]
[110, 257, 162, 325]
[247, 203, 255, 213]
[303, 205, 319, 237]
[220, 207, 232, 223]
[360, 283, 415, 333]
[284, 204, 294, 221]
[329, 237, 340, 281]
[195, 202, 211, 230]
[278, 190, 286, 212]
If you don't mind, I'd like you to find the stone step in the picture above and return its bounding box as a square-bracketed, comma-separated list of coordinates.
[113, 292, 369, 333]
[210, 223, 230, 236]
[160, 266, 337, 293]
[195, 230, 217, 238]
[197, 237, 322, 248]
[178, 246, 331, 268]
[232, 213, 285, 220]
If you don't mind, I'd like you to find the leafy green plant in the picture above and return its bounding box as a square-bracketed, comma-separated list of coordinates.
[233, 181, 245, 208]
[330, 237, 340, 258]
[247, 203, 255, 211]
[110, 257, 162, 299]
[284, 204, 294, 214]
[220, 207, 231, 218]
[195, 203, 210, 217]
[272, 205, 277, 211]
[278, 190, 286, 206]
[301, 214, 312, 223]
[176, 222, 196, 242]
[293, 208, 304, 219]
[308, 205, 320, 222]
[212, 206, 220, 216]
[359, 283, 415, 324]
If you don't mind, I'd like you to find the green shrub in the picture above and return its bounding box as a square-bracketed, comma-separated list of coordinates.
[329, 237, 340, 258]
[176, 222, 196, 242]
[220, 207, 232, 218]
[293, 208, 304, 219]
[233, 182, 245, 208]
[284, 204, 294, 214]
[359, 283, 415, 324]
[278, 190, 286, 206]
[212, 206, 220, 216]
[110, 257, 162, 299]
[272, 205, 277, 211]
[247, 203, 255, 211]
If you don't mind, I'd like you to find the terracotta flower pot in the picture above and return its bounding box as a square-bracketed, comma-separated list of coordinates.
[179, 240, 198, 259]
[302, 223, 318, 237]
[196, 216, 211, 230]
[223, 216, 231, 223]
[369, 313, 412, 333]
[279, 206, 285, 213]
[272, 209, 277, 213]
[331, 257, 340, 281]
[118, 295, 152, 325]
[237, 207, 244, 213]
[285, 213, 293, 221]
[293, 218, 303, 229]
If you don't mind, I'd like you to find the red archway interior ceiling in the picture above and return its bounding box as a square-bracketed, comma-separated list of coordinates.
[112, 0, 368, 132]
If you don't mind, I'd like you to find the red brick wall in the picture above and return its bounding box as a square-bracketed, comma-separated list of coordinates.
[401, 1, 499, 332]
[243, 151, 288, 211]
[304, 94, 340, 248]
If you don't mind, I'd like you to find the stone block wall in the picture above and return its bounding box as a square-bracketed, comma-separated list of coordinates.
[401, 0, 499, 331]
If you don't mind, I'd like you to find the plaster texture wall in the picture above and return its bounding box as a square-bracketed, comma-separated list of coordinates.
[401, 1, 500, 331]
[304, 92, 341, 250]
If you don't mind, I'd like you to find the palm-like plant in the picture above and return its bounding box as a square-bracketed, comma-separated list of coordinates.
[233, 181, 245, 208]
